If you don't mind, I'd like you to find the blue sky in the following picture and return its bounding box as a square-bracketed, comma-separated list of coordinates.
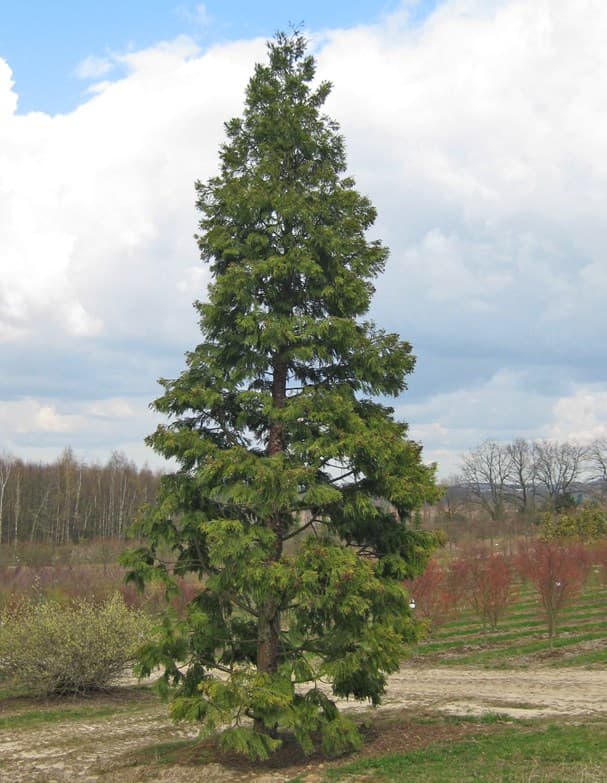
[2, 1, 439, 115]
[1, 0, 606, 477]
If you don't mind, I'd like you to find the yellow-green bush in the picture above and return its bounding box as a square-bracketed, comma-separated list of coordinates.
[0, 594, 153, 696]
[540, 505, 607, 543]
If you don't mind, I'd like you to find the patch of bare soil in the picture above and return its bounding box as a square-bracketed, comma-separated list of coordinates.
[2, 665, 607, 782]
[382, 666, 607, 720]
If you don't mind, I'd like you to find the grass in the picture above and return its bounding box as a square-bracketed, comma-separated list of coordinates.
[320, 722, 607, 783]
[419, 633, 607, 668]
[5, 692, 607, 783]
[0, 704, 139, 731]
[126, 573, 606, 780]
[125, 710, 522, 778]
[128, 738, 215, 766]
[0, 686, 155, 730]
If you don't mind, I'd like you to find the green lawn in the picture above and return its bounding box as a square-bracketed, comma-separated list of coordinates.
[320, 722, 607, 783]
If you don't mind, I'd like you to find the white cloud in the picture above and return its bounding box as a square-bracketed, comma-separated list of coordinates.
[0, 399, 84, 435]
[1, 2, 606, 473]
[84, 80, 114, 96]
[86, 399, 136, 419]
[176, 3, 211, 29]
[398, 368, 557, 476]
[115, 34, 201, 75]
[545, 388, 607, 444]
[193, 4, 210, 28]
[75, 55, 115, 80]
[176, 266, 207, 294]
[0, 59, 18, 116]
[403, 374, 607, 478]
[318, 1, 607, 318]
[0, 395, 165, 465]
[0, 36, 264, 352]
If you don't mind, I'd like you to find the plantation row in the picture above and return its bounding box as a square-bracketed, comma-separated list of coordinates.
[407, 539, 607, 643]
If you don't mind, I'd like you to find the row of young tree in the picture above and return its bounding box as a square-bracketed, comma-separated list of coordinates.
[408, 540, 606, 642]
[438, 438, 607, 533]
[0, 449, 160, 546]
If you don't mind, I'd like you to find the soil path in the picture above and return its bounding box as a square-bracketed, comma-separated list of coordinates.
[381, 666, 607, 720]
[2, 665, 607, 782]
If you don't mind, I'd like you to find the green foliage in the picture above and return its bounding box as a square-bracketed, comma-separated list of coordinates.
[541, 504, 607, 542]
[0, 594, 153, 696]
[124, 30, 439, 758]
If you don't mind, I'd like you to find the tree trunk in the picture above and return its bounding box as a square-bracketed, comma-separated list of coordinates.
[255, 357, 287, 731]
[0, 457, 12, 546]
[13, 470, 21, 550]
[267, 358, 287, 457]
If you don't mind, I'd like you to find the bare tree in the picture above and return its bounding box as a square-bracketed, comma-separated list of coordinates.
[506, 438, 536, 513]
[439, 475, 467, 522]
[588, 438, 607, 492]
[0, 453, 14, 545]
[12, 461, 22, 549]
[0, 451, 160, 544]
[532, 440, 588, 510]
[461, 441, 514, 521]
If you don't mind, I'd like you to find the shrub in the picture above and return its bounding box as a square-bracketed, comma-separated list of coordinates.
[406, 559, 451, 633]
[592, 542, 607, 584]
[464, 549, 515, 632]
[540, 505, 607, 543]
[0, 594, 153, 696]
[444, 556, 471, 616]
[516, 541, 588, 642]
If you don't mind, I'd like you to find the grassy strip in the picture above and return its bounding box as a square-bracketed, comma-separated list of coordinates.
[0, 705, 131, 730]
[550, 648, 607, 668]
[428, 632, 607, 667]
[0, 689, 155, 730]
[128, 738, 215, 766]
[420, 618, 606, 653]
[427, 602, 607, 639]
[321, 722, 607, 783]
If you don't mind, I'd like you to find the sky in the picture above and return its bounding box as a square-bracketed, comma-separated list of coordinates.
[1, 0, 606, 478]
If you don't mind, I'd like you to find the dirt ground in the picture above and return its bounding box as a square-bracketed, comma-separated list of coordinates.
[2, 665, 607, 782]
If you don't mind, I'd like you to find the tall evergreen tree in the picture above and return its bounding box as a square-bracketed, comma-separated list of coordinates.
[124, 32, 440, 759]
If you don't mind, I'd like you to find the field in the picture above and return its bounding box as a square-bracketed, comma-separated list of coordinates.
[1, 547, 607, 782]
[412, 575, 607, 670]
[2, 667, 607, 782]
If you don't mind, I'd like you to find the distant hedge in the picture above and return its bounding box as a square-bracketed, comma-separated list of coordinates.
[0, 594, 153, 696]
[540, 505, 607, 542]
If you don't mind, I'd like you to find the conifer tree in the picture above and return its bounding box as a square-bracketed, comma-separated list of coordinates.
[124, 31, 440, 759]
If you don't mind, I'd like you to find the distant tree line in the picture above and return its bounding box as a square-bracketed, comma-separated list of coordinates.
[434, 438, 607, 542]
[0, 449, 161, 545]
[3, 437, 605, 547]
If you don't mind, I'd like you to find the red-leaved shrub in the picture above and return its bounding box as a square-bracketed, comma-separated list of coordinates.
[406, 559, 452, 634]
[516, 540, 588, 642]
[464, 548, 514, 631]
